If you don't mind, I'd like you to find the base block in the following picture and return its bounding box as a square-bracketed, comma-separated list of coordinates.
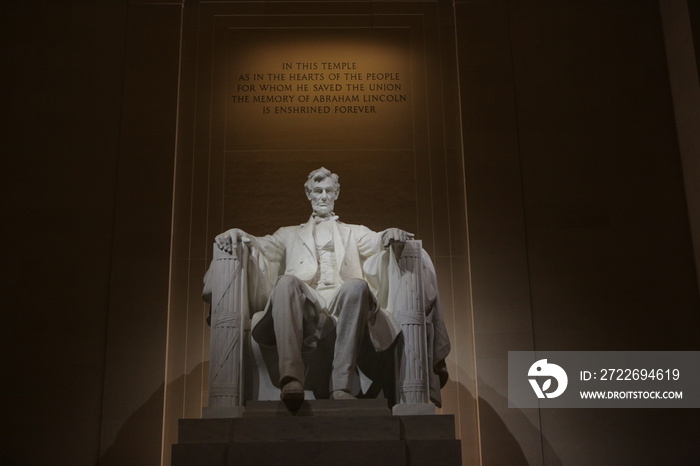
[173, 400, 461, 466]
[244, 398, 391, 417]
[229, 440, 406, 466]
[202, 405, 245, 419]
[171, 444, 228, 466]
[391, 403, 436, 416]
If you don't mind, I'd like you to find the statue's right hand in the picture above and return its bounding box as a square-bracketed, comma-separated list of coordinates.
[215, 228, 251, 254]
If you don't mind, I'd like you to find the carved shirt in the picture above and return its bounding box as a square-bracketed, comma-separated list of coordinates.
[312, 219, 341, 304]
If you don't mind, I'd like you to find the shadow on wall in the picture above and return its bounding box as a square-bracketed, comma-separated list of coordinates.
[97, 383, 165, 466]
[476, 381, 562, 466]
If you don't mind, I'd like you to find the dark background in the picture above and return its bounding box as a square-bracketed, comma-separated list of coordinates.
[1, 1, 699, 465]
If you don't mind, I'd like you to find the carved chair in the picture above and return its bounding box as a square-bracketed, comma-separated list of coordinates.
[202, 239, 447, 417]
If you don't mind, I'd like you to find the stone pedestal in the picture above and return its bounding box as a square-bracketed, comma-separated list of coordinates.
[172, 399, 461, 466]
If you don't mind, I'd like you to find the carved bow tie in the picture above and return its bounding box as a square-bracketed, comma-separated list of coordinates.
[313, 213, 339, 223]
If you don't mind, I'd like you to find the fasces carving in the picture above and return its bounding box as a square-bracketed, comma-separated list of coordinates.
[393, 241, 430, 405]
[205, 244, 248, 409]
[203, 168, 450, 415]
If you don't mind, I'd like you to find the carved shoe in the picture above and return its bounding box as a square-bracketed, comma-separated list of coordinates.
[331, 390, 356, 400]
[280, 380, 304, 401]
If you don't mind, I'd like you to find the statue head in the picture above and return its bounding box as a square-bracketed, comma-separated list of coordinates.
[305, 167, 340, 218]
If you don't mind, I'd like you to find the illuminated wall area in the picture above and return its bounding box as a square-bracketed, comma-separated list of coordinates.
[221, 28, 417, 233]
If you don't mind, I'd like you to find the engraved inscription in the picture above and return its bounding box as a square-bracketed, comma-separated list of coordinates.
[231, 62, 407, 115]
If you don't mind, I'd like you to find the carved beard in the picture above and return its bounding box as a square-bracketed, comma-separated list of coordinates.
[311, 198, 335, 217]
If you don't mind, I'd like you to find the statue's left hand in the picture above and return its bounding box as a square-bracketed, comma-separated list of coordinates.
[381, 228, 414, 247]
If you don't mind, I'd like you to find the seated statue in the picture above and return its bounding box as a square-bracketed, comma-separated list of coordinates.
[203, 167, 450, 411]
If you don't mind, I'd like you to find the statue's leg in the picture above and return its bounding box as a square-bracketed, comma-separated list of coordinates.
[331, 278, 374, 394]
[269, 275, 307, 389]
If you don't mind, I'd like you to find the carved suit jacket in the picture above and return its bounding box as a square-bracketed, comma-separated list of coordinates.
[252, 217, 383, 285]
[245, 217, 401, 353]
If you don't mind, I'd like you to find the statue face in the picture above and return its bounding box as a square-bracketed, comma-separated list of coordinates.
[307, 177, 338, 217]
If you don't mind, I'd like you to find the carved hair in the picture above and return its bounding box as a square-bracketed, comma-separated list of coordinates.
[305, 167, 340, 196]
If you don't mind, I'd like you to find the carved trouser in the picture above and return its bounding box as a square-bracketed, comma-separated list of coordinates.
[266, 275, 377, 392]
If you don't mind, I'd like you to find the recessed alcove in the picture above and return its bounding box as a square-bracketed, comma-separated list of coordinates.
[163, 2, 478, 466]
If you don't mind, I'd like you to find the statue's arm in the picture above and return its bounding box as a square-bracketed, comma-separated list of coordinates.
[215, 227, 284, 263]
[356, 225, 414, 258]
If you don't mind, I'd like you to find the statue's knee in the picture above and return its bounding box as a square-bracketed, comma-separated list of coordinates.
[342, 278, 370, 296]
[273, 275, 303, 295]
